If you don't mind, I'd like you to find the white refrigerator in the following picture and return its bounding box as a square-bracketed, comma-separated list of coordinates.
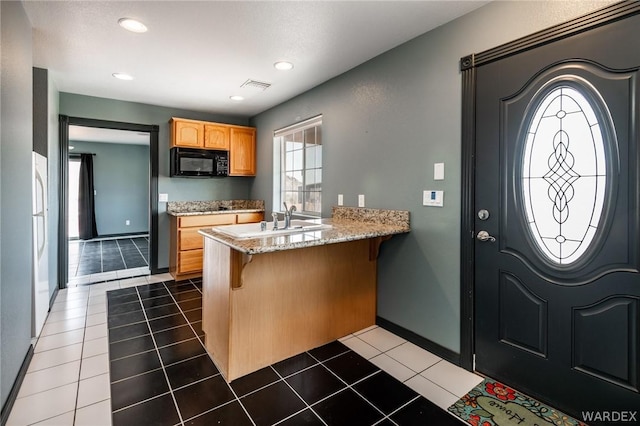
[32, 151, 49, 337]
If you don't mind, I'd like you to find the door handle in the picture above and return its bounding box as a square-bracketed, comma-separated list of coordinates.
[476, 230, 496, 242]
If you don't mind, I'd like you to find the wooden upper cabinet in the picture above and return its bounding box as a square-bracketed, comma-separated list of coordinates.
[229, 127, 256, 176]
[170, 118, 256, 176]
[171, 118, 204, 148]
[204, 124, 230, 150]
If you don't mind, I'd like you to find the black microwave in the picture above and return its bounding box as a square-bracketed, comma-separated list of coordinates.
[170, 147, 228, 177]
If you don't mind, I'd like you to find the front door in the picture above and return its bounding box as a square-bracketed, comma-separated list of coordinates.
[474, 10, 640, 419]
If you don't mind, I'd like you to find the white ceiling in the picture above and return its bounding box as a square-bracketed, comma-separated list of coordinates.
[24, 1, 488, 120]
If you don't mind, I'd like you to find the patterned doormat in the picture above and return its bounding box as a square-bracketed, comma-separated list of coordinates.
[447, 378, 587, 426]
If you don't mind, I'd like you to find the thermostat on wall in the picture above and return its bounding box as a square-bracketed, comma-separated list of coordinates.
[423, 190, 444, 207]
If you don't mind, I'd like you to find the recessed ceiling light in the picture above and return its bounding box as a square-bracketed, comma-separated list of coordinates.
[118, 18, 148, 33]
[229, 95, 245, 102]
[274, 61, 294, 71]
[112, 73, 134, 81]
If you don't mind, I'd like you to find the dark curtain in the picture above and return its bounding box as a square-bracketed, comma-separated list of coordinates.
[78, 153, 98, 240]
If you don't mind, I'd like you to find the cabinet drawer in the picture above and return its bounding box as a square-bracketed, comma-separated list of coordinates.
[179, 214, 235, 228]
[178, 250, 203, 273]
[236, 212, 264, 224]
[179, 229, 204, 250]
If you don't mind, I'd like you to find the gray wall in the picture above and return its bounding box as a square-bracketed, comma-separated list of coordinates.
[250, 0, 616, 353]
[59, 93, 254, 269]
[71, 141, 150, 236]
[1, 0, 33, 407]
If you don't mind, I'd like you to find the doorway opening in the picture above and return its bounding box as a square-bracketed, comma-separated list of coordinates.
[58, 116, 160, 289]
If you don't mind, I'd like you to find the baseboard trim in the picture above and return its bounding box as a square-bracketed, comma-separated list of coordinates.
[70, 232, 149, 242]
[1, 345, 34, 426]
[376, 316, 462, 367]
[49, 286, 59, 309]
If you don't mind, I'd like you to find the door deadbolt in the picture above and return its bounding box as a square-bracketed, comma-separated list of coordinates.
[477, 209, 490, 220]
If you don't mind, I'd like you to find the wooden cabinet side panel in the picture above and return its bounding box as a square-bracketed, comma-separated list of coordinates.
[227, 239, 376, 380]
[169, 216, 179, 277]
[202, 238, 231, 378]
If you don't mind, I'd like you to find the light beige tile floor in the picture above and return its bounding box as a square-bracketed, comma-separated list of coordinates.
[6, 273, 173, 426]
[7, 272, 482, 425]
[340, 326, 484, 410]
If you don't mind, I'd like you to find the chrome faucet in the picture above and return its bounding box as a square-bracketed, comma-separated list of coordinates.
[283, 202, 297, 229]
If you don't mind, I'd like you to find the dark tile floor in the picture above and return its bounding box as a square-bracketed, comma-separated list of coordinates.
[106, 279, 463, 426]
[69, 236, 149, 276]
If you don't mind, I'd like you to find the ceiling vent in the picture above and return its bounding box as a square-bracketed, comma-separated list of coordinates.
[241, 79, 272, 91]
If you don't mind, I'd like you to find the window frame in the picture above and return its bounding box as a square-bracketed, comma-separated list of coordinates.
[273, 115, 323, 217]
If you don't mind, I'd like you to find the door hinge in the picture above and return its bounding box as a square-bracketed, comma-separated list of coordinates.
[473, 354, 476, 371]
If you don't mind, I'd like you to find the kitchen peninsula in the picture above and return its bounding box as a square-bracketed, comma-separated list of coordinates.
[198, 206, 410, 382]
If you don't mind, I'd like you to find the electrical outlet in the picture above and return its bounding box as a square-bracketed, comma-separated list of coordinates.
[338, 194, 344, 206]
[159, 193, 169, 202]
[125, 220, 130, 226]
[358, 194, 365, 207]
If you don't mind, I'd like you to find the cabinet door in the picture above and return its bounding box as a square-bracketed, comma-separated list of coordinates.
[178, 250, 203, 273]
[204, 124, 230, 150]
[229, 127, 256, 176]
[172, 119, 204, 147]
[236, 212, 264, 224]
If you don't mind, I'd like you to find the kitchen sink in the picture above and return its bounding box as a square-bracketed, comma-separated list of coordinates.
[212, 219, 331, 239]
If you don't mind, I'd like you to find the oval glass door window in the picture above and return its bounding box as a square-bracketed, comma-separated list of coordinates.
[522, 83, 609, 265]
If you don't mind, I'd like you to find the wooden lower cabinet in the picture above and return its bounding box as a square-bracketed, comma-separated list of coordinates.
[170, 212, 264, 280]
[202, 237, 378, 382]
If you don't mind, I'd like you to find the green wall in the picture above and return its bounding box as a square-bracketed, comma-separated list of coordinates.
[71, 141, 150, 236]
[59, 93, 254, 269]
[250, 0, 616, 353]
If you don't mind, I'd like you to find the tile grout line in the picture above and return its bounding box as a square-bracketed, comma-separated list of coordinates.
[120, 285, 186, 425]
[351, 333, 468, 402]
[131, 238, 149, 265]
[161, 278, 257, 426]
[268, 363, 328, 426]
[115, 239, 128, 270]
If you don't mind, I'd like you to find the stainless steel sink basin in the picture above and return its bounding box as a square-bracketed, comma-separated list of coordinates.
[212, 219, 331, 239]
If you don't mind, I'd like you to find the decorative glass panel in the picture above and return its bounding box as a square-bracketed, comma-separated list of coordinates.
[522, 85, 608, 265]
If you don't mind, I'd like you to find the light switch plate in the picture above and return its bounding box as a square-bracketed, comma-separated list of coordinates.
[358, 194, 365, 207]
[434, 163, 445, 180]
[159, 193, 168, 202]
[338, 194, 344, 206]
[423, 190, 444, 207]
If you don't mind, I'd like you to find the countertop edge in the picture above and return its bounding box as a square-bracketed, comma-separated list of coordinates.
[167, 209, 264, 217]
[199, 219, 409, 255]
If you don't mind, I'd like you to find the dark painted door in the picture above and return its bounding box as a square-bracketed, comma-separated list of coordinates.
[474, 13, 640, 419]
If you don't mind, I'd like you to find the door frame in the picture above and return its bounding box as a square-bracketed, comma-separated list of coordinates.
[458, 0, 640, 371]
[58, 115, 160, 289]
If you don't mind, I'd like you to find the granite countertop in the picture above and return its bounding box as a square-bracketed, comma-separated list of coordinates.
[167, 200, 265, 217]
[198, 207, 410, 255]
